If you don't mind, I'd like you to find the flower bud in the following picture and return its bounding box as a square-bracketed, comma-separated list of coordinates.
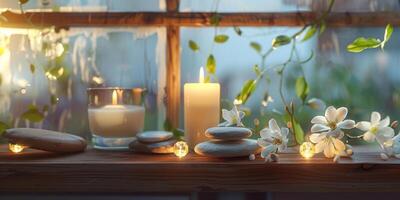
[307, 98, 326, 110]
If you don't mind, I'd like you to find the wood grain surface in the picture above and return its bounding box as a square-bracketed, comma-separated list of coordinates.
[1, 145, 400, 193]
[1, 11, 399, 28]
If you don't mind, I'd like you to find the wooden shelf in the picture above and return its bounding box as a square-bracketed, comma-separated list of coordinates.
[1, 145, 400, 193]
[1, 11, 400, 28]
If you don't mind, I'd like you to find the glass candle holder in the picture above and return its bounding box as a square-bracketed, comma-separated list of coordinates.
[87, 87, 145, 150]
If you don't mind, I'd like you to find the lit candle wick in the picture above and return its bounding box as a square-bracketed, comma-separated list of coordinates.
[199, 67, 205, 83]
[112, 90, 118, 105]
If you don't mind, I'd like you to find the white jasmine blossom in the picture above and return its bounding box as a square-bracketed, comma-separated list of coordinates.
[311, 106, 355, 137]
[309, 106, 355, 159]
[258, 119, 289, 158]
[356, 112, 394, 145]
[380, 134, 400, 159]
[222, 105, 245, 127]
[309, 132, 347, 158]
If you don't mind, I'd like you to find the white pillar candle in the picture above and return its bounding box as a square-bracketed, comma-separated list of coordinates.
[184, 67, 220, 148]
[88, 90, 145, 138]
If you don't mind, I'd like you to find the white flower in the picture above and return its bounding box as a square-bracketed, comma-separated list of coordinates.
[380, 134, 400, 159]
[310, 132, 347, 158]
[257, 119, 289, 158]
[311, 106, 355, 137]
[222, 105, 245, 127]
[356, 112, 394, 144]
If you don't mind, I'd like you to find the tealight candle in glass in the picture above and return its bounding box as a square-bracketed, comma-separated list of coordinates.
[87, 87, 145, 150]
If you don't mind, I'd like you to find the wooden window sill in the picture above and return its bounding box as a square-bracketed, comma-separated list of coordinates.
[0, 145, 399, 193]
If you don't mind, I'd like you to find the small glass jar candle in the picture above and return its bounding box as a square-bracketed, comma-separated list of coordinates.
[87, 87, 145, 150]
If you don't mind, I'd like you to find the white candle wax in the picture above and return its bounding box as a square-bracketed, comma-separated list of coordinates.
[88, 104, 145, 138]
[184, 68, 220, 148]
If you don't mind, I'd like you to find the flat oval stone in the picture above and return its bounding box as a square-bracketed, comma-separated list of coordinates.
[129, 139, 176, 154]
[4, 128, 87, 153]
[194, 139, 261, 158]
[137, 131, 173, 143]
[205, 127, 252, 140]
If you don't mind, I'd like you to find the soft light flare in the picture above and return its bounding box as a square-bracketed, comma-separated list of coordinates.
[112, 90, 118, 105]
[174, 141, 189, 158]
[199, 67, 205, 83]
[9, 143, 25, 153]
[300, 142, 315, 159]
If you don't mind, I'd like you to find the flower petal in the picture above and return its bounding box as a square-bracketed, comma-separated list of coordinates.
[311, 124, 330, 133]
[356, 121, 371, 131]
[332, 138, 346, 153]
[222, 109, 233, 122]
[310, 133, 326, 143]
[257, 138, 270, 147]
[363, 131, 376, 143]
[371, 112, 381, 125]
[376, 127, 395, 145]
[325, 106, 337, 123]
[280, 127, 289, 139]
[261, 145, 276, 158]
[336, 107, 348, 122]
[337, 120, 355, 129]
[314, 140, 326, 153]
[323, 139, 336, 158]
[311, 116, 328, 125]
[269, 119, 280, 133]
[260, 128, 275, 141]
[379, 116, 390, 128]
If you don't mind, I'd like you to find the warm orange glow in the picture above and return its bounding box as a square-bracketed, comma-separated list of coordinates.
[112, 90, 118, 105]
[300, 142, 315, 159]
[199, 67, 205, 83]
[9, 143, 25, 153]
[174, 141, 189, 158]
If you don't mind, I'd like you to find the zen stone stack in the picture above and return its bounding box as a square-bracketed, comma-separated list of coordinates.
[4, 128, 87, 153]
[195, 127, 261, 158]
[129, 131, 176, 154]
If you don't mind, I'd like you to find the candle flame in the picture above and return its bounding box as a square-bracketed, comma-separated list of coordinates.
[112, 90, 118, 105]
[199, 67, 205, 83]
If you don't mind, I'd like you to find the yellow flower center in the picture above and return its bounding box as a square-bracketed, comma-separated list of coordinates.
[328, 122, 337, 130]
[273, 138, 282, 145]
[370, 126, 378, 134]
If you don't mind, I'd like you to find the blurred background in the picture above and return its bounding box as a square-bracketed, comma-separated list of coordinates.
[0, 0, 400, 199]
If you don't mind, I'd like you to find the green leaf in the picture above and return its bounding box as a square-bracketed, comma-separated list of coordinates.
[272, 35, 291, 48]
[0, 121, 9, 135]
[292, 119, 305, 144]
[236, 79, 257, 104]
[206, 54, 216, 74]
[21, 105, 44, 123]
[19, 0, 29, 5]
[214, 34, 229, 43]
[319, 22, 326, 35]
[283, 114, 305, 145]
[172, 128, 185, 141]
[347, 37, 381, 53]
[30, 64, 35, 73]
[210, 14, 221, 26]
[188, 40, 199, 52]
[295, 76, 309, 102]
[302, 25, 317, 42]
[163, 119, 173, 131]
[234, 27, 242, 36]
[382, 24, 393, 49]
[250, 42, 262, 53]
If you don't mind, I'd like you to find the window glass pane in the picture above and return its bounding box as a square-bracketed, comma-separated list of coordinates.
[181, 27, 400, 144]
[0, 27, 166, 140]
[0, 0, 165, 12]
[180, 0, 400, 12]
